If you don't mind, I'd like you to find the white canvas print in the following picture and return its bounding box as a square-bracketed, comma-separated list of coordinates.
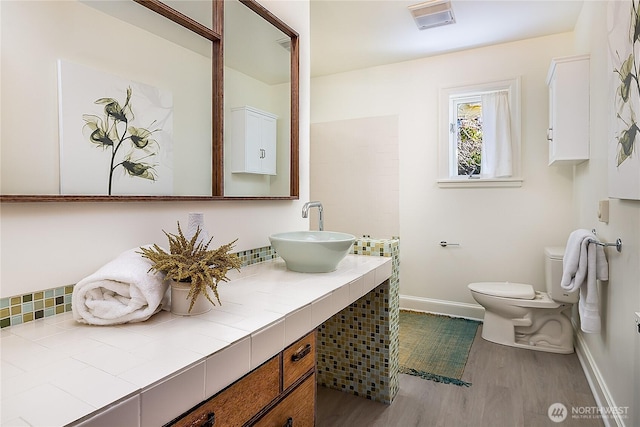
[608, 0, 640, 200]
[58, 60, 173, 195]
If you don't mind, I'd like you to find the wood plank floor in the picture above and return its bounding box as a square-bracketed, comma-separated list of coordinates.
[317, 326, 603, 427]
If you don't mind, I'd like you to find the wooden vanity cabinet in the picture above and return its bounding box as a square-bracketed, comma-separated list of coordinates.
[252, 375, 315, 427]
[282, 333, 315, 390]
[166, 331, 316, 427]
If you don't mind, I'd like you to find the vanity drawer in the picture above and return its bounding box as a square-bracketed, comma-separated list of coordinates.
[169, 355, 280, 427]
[252, 373, 316, 427]
[282, 331, 316, 390]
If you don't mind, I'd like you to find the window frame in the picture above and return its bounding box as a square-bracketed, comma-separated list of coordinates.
[438, 77, 523, 188]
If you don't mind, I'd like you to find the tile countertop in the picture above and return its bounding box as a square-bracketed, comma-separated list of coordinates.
[0, 254, 392, 427]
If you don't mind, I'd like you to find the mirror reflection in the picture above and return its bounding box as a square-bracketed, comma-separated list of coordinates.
[223, 0, 292, 197]
[0, 0, 214, 198]
[0, 0, 298, 201]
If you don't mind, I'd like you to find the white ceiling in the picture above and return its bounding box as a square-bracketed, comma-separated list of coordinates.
[310, 0, 585, 77]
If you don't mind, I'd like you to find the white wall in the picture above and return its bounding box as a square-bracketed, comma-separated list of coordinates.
[310, 115, 400, 238]
[572, 2, 640, 425]
[311, 33, 577, 312]
[0, 0, 311, 298]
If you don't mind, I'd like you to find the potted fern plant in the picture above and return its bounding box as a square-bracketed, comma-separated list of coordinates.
[139, 222, 242, 315]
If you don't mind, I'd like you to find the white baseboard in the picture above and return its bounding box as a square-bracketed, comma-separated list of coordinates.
[399, 294, 484, 321]
[574, 330, 627, 427]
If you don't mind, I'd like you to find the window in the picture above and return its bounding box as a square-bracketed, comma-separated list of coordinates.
[452, 95, 483, 176]
[438, 78, 522, 188]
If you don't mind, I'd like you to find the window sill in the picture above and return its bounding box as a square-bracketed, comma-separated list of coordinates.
[437, 178, 523, 188]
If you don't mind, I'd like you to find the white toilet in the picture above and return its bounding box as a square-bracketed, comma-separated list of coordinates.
[468, 247, 579, 354]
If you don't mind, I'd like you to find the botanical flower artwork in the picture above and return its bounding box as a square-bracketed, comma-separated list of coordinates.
[58, 60, 173, 195]
[609, 0, 640, 200]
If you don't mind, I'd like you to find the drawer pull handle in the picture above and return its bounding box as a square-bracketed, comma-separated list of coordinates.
[190, 411, 215, 427]
[203, 412, 216, 427]
[291, 343, 311, 362]
[283, 417, 293, 427]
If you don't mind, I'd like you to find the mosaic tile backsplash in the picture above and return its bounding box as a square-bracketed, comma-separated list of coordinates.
[317, 237, 400, 404]
[0, 245, 277, 329]
[0, 286, 73, 329]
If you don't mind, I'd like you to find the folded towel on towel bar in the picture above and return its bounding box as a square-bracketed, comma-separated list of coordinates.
[561, 229, 609, 333]
[72, 247, 169, 326]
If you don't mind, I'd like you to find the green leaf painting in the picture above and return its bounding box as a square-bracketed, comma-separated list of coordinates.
[613, 0, 640, 167]
[58, 60, 173, 196]
[82, 87, 160, 195]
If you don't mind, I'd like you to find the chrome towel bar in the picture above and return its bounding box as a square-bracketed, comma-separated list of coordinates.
[590, 229, 623, 252]
[588, 238, 623, 252]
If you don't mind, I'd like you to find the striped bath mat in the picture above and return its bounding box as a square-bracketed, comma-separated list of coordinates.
[399, 310, 481, 387]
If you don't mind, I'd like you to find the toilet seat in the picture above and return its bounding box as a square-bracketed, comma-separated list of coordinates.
[468, 282, 562, 309]
[468, 282, 535, 300]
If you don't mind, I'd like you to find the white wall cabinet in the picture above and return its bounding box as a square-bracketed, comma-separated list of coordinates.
[229, 106, 278, 175]
[546, 54, 590, 165]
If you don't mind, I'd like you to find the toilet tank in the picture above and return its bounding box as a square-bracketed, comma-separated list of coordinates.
[545, 246, 579, 303]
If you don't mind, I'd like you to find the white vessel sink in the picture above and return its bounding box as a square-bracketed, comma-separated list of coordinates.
[269, 231, 356, 273]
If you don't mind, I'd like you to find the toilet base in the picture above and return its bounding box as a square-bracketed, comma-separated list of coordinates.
[481, 309, 575, 354]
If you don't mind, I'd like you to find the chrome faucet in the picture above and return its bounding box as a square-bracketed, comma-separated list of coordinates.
[302, 201, 324, 231]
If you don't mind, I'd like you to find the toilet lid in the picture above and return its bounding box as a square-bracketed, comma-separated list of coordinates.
[468, 282, 536, 299]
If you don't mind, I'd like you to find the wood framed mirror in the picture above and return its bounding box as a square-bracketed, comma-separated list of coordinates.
[0, 0, 298, 202]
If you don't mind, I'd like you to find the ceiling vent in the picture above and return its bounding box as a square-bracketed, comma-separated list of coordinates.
[408, 0, 456, 30]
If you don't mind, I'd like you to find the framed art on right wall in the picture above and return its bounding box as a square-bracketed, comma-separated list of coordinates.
[609, 0, 640, 200]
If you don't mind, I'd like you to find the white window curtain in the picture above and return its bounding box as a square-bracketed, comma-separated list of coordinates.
[481, 91, 512, 178]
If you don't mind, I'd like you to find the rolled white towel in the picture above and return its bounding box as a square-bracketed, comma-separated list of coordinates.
[72, 247, 169, 325]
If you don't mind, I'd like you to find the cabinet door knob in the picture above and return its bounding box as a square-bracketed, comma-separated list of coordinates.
[291, 343, 311, 362]
[283, 417, 293, 427]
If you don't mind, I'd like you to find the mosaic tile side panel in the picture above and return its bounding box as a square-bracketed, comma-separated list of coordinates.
[318, 238, 400, 404]
[351, 237, 400, 259]
[0, 246, 276, 329]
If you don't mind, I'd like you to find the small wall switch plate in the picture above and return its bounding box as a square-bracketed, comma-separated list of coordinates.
[598, 199, 609, 223]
